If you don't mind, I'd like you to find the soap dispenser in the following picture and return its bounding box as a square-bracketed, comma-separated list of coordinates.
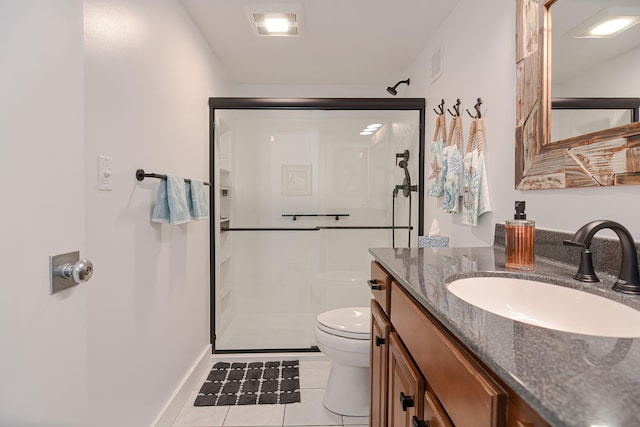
[505, 201, 535, 271]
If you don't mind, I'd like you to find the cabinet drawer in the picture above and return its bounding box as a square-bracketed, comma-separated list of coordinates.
[391, 283, 507, 427]
[370, 261, 392, 315]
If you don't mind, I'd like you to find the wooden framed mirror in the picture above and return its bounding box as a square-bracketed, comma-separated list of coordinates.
[515, 0, 640, 190]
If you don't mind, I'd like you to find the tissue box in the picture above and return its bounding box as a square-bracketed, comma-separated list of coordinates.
[418, 235, 449, 248]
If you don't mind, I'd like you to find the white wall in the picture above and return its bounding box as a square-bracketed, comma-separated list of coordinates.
[406, 0, 640, 245]
[234, 84, 386, 98]
[1, 1, 231, 426]
[84, 1, 231, 425]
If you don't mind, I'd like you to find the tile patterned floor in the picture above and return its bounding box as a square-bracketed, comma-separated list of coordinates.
[172, 356, 368, 427]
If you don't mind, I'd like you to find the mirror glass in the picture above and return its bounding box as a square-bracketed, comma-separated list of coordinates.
[551, 0, 640, 141]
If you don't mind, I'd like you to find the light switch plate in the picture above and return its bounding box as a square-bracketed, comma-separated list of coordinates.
[98, 155, 112, 191]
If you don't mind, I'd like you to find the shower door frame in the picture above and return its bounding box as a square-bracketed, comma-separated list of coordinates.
[208, 97, 426, 352]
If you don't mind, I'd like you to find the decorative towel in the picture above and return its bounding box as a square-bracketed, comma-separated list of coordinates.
[151, 175, 192, 225]
[462, 118, 491, 226]
[442, 116, 462, 213]
[427, 115, 446, 198]
[189, 179, 209, 220]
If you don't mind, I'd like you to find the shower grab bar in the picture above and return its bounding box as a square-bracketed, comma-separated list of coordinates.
[319, 226, 412, 230]
[282, 214, 350, 221]
[135, 169, 210, 186]
[224, 225, 413, 231]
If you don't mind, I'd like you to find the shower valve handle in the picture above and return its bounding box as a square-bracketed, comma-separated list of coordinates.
[367, 279, 382, 290]
[396, 149, 410, 166]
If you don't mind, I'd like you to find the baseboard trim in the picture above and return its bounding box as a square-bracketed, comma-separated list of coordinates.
[150, 344, 212, 427]
[212, 352, 328, 363]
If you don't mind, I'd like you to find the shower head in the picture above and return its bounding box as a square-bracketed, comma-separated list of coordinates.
[386, 78, 410, 96]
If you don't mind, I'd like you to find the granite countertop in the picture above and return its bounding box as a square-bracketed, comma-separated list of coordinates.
[369, 246, 640, 427]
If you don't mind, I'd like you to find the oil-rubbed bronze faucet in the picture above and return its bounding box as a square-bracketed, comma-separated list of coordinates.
[564, 220, 640, 294]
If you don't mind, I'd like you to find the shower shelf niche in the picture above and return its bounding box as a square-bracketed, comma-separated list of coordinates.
[216, 121, 234, 342]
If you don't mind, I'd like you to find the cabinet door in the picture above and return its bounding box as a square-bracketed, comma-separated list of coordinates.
[419, 387, 454, 427]
[388, 332, 424, 427]
[370, 300, 391, 427]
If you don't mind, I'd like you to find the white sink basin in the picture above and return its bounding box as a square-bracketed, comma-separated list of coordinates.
[447, 277, 640, 338]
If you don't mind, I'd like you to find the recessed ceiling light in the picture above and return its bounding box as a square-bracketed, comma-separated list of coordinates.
[367, 123, 383, 129]
[360, 131, 373, 135]
[589, 17, 637, 36]
[570, 7, 640, 38]
[264, 17, 289, 33]
[252, 13, 298, 36]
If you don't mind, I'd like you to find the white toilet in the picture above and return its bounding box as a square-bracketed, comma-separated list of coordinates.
[315, 306, 371, 416]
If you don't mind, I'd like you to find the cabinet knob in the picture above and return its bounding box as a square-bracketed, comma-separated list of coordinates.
[412, 416, 430, 427]
[375, 336, 385, 346]
[367, 279, 382, 290]
[400, 392, 415, 411]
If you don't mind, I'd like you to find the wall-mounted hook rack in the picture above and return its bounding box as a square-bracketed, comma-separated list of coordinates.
[433, 99, 445, 116]
[447, 99, 461, 117]
[466, 98, 483, 119]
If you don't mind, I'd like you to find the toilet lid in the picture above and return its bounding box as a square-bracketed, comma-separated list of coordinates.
[317, 307, 370, 339]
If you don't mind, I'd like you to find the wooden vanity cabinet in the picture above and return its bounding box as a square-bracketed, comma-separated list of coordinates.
[369, 261, 550, 427]
[391, 282, 506, 427]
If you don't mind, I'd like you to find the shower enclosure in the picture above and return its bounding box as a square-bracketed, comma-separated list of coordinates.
[210, 98, 425, 352]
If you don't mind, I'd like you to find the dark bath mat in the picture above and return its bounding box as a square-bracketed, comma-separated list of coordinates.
[194, 360, 300, 406]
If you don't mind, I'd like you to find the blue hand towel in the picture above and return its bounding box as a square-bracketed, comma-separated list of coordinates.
[151, 179, 170, 223]
[151, 176, 192, 225]
[189, 179, 209, 220]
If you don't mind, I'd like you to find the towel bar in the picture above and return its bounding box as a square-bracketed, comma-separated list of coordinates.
[135, 169, 210, 186]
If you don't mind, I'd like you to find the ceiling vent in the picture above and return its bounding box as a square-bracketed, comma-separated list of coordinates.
[252, 12, 299, 36]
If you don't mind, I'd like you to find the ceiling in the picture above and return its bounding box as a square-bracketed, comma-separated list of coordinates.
[179, 0, 459, 86]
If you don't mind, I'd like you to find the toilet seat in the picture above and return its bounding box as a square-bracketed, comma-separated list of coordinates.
[317, 307, 370, 340]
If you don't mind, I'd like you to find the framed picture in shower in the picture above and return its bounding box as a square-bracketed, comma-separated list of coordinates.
[281, 164, 312, 196]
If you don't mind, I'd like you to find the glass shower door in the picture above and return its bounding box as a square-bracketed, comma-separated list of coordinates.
[213, 107, 421, 351]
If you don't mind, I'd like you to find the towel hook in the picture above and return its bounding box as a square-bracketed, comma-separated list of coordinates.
[447, 99, 461, 117]
[433, 99, 445, 116]
[466, 98, 483, 119]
